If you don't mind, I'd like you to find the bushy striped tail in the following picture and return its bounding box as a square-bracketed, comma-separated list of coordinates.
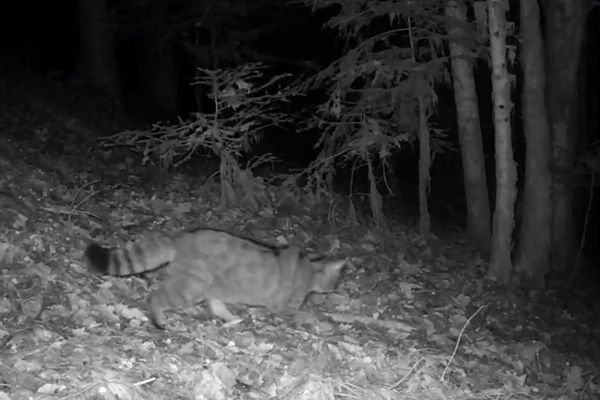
[84, 235, 177, 276]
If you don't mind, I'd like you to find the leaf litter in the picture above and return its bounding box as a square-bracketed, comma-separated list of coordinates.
[0, 95, 599, 400]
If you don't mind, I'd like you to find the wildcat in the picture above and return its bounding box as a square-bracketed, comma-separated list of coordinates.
[85, 228, 345, 328]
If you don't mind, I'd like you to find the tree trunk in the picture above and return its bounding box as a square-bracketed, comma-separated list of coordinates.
[515, 0, 552, 287]
[78, 0, 120, 99]
[541, 0, 590, 273]
[418, 96, 431, 236]
[444, 0, 491, 254]
[486, 0, 517, 285]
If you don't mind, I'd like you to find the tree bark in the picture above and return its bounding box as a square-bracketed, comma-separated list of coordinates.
[541, 0, 590, 273]
[444, 0, 491, 254]
[516, 0, 552, 287]
[487, 0, 517, 285]
[418, 96, 431, 236]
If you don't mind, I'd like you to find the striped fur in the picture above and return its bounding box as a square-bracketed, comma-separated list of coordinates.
[84, 228, 345, 328]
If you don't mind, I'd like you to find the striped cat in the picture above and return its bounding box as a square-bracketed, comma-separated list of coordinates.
[84, 228, 345, 328]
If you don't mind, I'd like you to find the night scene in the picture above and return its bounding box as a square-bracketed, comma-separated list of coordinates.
[0, 0, 598, 399]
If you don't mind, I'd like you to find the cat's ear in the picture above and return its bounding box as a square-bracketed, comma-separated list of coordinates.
[310, 258, 346, 292]
[324, 258, 347, 279]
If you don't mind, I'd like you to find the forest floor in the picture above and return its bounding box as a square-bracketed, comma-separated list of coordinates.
[0, 60, 599, 400]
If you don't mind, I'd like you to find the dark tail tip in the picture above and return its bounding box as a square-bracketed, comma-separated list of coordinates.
[85, 243, 111, 274]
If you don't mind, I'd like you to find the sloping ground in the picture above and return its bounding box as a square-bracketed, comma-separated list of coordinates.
[0, 63, 599, 400]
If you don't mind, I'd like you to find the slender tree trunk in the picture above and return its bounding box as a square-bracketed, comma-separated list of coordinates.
[444, 0, 491, 254]
[516, 0, 552, 287]
[78, 0, 120, 99]
[541, 0, 590, 273]
[368, 158, 386, 228]
[418, 96, 431, 236]
[487, 0, 517, 285]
